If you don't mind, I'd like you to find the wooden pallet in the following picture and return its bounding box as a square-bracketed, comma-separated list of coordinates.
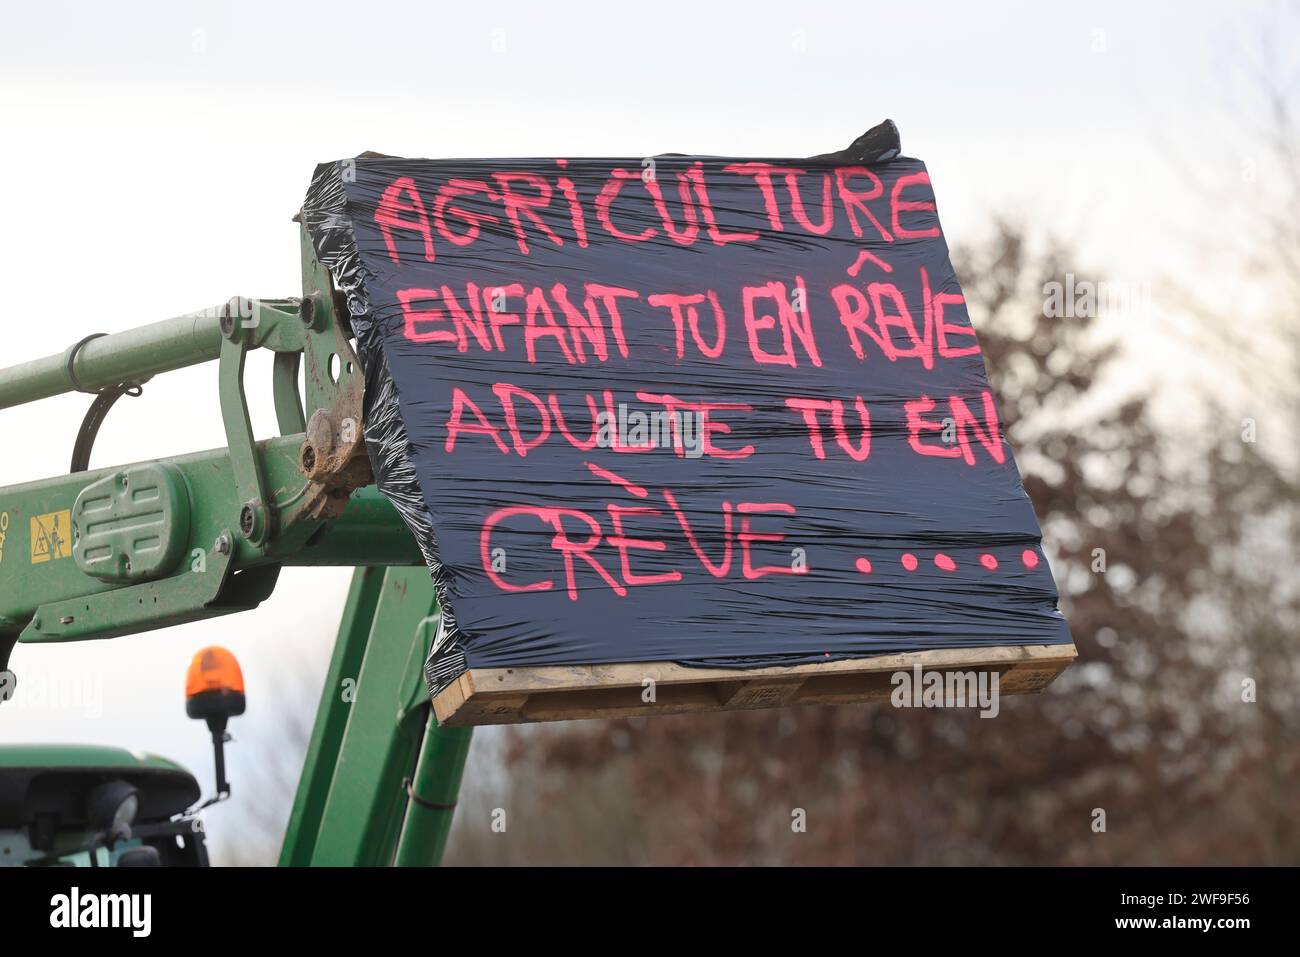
[432, 643, 1078, 727]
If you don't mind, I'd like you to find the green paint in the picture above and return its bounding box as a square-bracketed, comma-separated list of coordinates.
[307, 567, 441, 866]
[279, 567, 386, 866]
[0, 744, 193, 774]
[393, 716, 473, 867]
[0, 233, 471, 867]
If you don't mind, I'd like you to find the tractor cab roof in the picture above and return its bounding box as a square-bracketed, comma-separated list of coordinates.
[0, 744, 199, 828]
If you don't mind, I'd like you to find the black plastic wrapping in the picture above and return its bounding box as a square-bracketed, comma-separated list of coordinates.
[301, 121, 1072, 699]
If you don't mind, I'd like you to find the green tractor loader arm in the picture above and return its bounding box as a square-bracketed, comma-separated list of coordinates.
[0, 226, 471, 866]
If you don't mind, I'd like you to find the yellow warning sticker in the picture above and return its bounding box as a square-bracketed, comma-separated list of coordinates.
[31, 510, 72, 564]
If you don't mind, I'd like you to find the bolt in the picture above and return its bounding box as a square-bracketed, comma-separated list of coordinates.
[59, 616, 74, 625]
[214, 534, 231, 555]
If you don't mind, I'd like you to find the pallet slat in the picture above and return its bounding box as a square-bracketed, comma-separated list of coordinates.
[432, 643, 1078, 727]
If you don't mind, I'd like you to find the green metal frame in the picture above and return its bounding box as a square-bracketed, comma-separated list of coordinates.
[279, 567, 473, 866]
[0, 227, 471, 866]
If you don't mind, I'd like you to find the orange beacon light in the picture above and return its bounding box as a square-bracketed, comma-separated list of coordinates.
[186, 646, 245, 705]
[185, 646, 245, 803]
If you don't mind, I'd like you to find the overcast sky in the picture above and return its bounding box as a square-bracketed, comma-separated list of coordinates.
[0, 0, 1290, 862]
